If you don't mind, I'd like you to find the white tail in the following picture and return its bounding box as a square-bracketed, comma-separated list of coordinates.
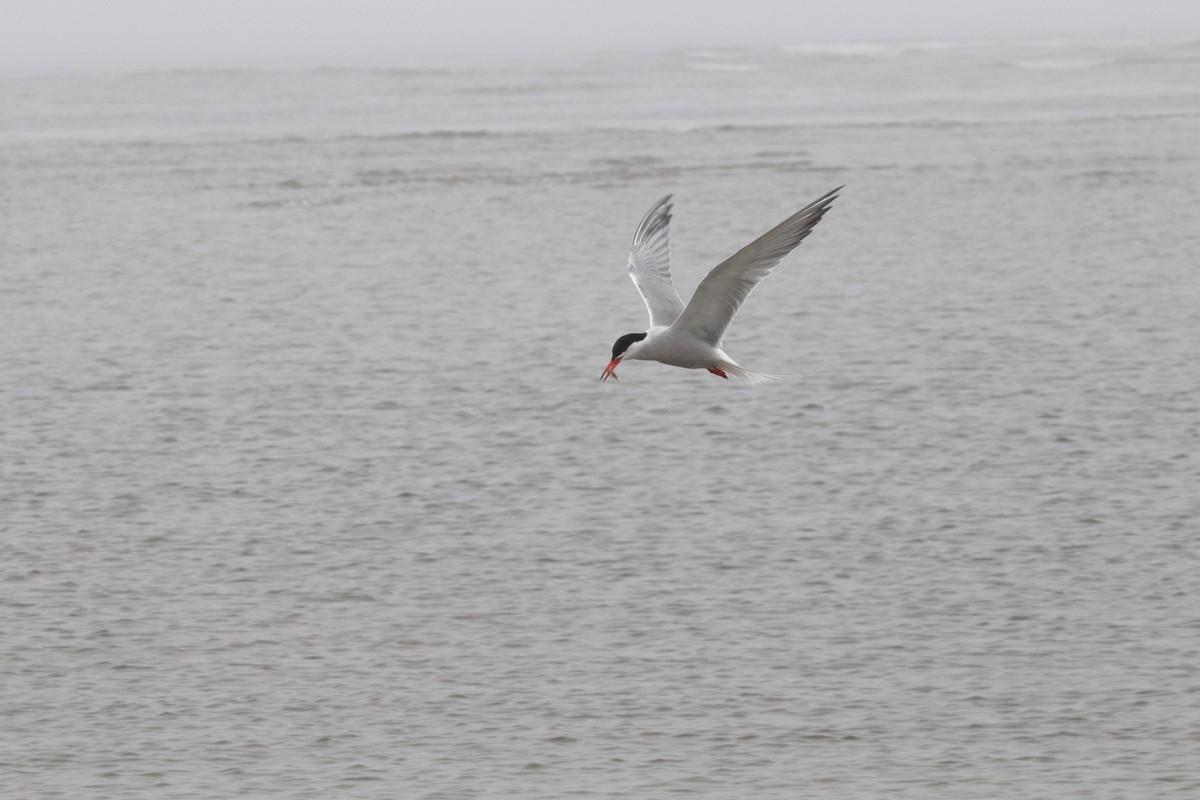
[717, 362, 786, 384]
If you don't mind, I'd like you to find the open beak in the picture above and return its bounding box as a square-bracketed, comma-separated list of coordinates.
[601, 357, 621, 382]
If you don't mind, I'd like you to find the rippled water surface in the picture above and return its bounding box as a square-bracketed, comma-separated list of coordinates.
[3, 41, 1200, 798]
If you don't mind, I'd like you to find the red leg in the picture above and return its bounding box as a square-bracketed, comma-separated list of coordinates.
[707, 367, 728, 379]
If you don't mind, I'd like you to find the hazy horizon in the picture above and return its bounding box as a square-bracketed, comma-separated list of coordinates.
[2, 0, 1198, 76]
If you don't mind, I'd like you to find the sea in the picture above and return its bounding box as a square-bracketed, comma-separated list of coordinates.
[2, 39, 1199, 799]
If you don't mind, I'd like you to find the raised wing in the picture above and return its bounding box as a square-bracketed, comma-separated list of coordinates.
[627, 194, 686, 328]
[671, 187, 841, 346]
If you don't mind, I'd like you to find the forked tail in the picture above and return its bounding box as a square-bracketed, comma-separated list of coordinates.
[717, 361, 785, 385]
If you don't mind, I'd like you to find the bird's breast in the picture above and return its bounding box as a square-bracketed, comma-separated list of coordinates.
[634, 329, 722, 369]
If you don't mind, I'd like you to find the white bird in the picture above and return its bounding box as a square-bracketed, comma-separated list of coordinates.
[601, 187, 842, 383]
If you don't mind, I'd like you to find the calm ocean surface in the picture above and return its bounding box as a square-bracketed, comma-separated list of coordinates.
[2, 40, 1199, 798]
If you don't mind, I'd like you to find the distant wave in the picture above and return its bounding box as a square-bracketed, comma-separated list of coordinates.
[460, 81, 613, 96]
[781, 38, 1198, 61]
[781, 41, 973, 58]
[686, 61, 763, 72]
[1010, 59, 1111, 70]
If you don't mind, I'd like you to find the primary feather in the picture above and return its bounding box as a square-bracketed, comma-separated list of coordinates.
[672, 186, 842, 346]
[627, 194, 686, 328]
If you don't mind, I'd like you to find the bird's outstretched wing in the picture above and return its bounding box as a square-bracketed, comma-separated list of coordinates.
[671, 187, 841, 346]
[627, 194, 686, 328]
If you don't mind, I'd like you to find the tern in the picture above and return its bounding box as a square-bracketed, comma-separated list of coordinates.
[601, 187, 841, 384]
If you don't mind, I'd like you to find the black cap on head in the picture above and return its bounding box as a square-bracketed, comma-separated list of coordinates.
[611, 332, 647, 360]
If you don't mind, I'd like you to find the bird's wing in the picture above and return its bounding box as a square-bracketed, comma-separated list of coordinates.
[627, 194, 686, 328]
[670, 187, 841, 346]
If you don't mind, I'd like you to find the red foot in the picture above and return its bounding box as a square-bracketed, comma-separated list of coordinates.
[707, 367, 728, 379]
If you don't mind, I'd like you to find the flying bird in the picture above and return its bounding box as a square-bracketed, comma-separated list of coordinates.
[601, 187, 841, 384]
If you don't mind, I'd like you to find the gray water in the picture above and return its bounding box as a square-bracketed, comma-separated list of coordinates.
[2, 41, 1199, 798]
